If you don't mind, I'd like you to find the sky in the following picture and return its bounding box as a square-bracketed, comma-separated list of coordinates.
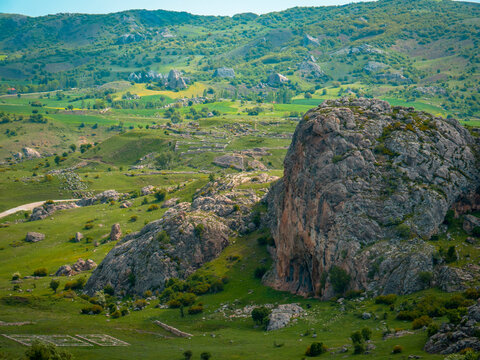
[1, 0, 374, 17]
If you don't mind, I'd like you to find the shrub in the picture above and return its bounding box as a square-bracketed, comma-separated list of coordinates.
[445, 246, 458, 263]
[396, 223, 411, 238]
[64, 277, 86, 290]
[350, 331, 363, 344]
[49, 279, 60, 293]
[473, 226, 480, 237]
[254, 266, 268, 279]
[353, 342, 365, 354]
[200, 352, 211, 360]
[194, 223, 205, 237]
[396, 310, 420, 321]
[375, 294, 397, 305]
[252, 306, 271, 328]
[361, 327, 372, 341]
[427, 323, 439, 337]
[412, 315, 432, 329]
[305, 342, 327, 357]
[11, 272, 21, 280]
[110, 310, 121, 318]
[154, 189, 167, 202]
[329, 266, 350, 295]
[392, 345, 403, 354]
[444, 209, 455, 225]
[133, 299, 147, 310]
[183, 350, 193, 360]
[445, 294, 474, 309]
[463, 288, 480, 300]
[25, 340, 73, 360]
[81, 304, 103, 315]
[446, 309, 462, 325]
[129, 215, 138, 222]
[84, 223, 94, 230]
[147, 204, 159, 211]
[188, 304, 204, 315]
[233, 204, 240, 212]
[418, 271, 433, 286]
[156, 230, 170, 244]
[103, 284, 114, 296]
[33, 267, 48, 277]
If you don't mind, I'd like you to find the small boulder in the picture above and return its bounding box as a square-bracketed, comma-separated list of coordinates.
[463, 215, 480, 234]
[74, 232, 83, 242]
[72, 258, 97, 272]
[141, 185, 156, 196]
[362, 312, 372, 320]
[25, 232, 45, 243]
[110, 223, 122, 242]
[120, 201, 132, 208]
[55, 265, 74, 276]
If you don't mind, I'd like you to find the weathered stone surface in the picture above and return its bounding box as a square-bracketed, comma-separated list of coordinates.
[25, 232, 45, 243]
[120, 201, 132, 208]
[76, 190, 127, 206]
[55, 258, 97, 276]
[74, 232, 83, 242]
[267, 303, 304, 331]
[30, 202, 78, 221]
[13, 147, 42, 162]
[213, 155, 244, 170]
[141, 185, 156, 195]
[110, 223, 122, 242]
[425, 300, 480, 354]
[214, 67, 235, 78]
[267, 73, 289, 86]
[299, 61, 326, 79]
[463, 215, 480, 234]
[162, 198, 178, 208]
[85, 174, 274, 295]
[266, 97, 480, 299]
[167, 69, 187, 90]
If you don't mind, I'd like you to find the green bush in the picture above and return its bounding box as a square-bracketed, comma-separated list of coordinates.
[11, 272, 21, 280]
[361, 327, 372, 341]
[473, 226, 480, 237]
[25, 340, 73, 360]
[412, 315, 432, 329]
[147, 204, 159, 211]
[305, 342, 327, 357]
[329, 266, 350, 294]
[129, 215, 138, 222]
[251, 306, 271, 328]
[84, 223, 94, 230]
[64, 277, 86, 290]
[194, 223, 205, 237]
[156, 230, 170, 244]
[81, 304, 103, 315]
[427, 323, 439, 337]
[254, 266, 267, 279]
[350, 331, 363, 344]
[375, 294, 397, 305]
[188, 304, 204, 315]
[200, 352, 211, 360]
[418, 271, 433, 286]
[133, 299, 147, 310]
[33, 267, 48, 277]
[353, 342, 365, 354]
[49, 279, 60, 293]
[463, 288, 480, 300]
[154, 189, 167, 202]
[183, 350, 193, 360]
[392, 345, 403, 354]
[103, 284, 115, 296]
[110, 310, 121, 318]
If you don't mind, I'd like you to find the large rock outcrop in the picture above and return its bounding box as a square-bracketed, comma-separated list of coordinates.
[266, 97, 480, 299]
[85, 173, 278, 295]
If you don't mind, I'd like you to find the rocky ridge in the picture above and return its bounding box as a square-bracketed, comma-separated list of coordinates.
[84, 173, 278, 295]
[266, 97, 480, 299]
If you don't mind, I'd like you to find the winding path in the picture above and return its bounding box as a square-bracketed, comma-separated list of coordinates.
[0, 199, 79, 219]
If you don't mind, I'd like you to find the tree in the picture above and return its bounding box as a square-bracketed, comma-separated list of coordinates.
[49, 279, 60, 293]
[25, 340, 73, 360]
[329, 266, 350, 295]
[154, 189, 166, 202]
[172, 293, 196, 317]
[69, 144, 76, 152]
[200, 352, 211, 360]
[54, 155, 61, 165]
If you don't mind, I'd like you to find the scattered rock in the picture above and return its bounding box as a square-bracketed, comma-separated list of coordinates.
[463, 215, 480, 234]
[267, 73, 289, 86]
[363, 61, 388, 73]
[77, 190, 127, 206]
[74, 232, 83, 242]
[25, 232, 45, 243]
[110, 223, 122, 242]
[141, 185, 156, 196]
[362, 312, 372, 320]
[55, 258, 97, 276]
[267, 304, 304, 331]
[299, 61, 326, 79]
[425, 300, 480, 354]
[120, 201, 132, 208]
[162, 198, 179, 208]
[30, 201, 78, 221]
[214, 67, 235, 78]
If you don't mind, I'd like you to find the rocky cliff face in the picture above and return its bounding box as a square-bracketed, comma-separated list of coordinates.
[85, 173, 278, 295]
[266, 97, 480, 299]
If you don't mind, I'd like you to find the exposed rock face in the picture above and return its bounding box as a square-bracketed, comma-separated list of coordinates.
[76, 190, 127, 206]
[268, 73, 289, 86]
[303, 34, 320, 47]
[110, 223, 122, 242]
[13, 147, 41, 162]
[141, 185, 156, 195]
[463, 215, 480, 234]
[266, 97, 480, 299]
[213, 154, 266, 171]
[117, 33, 145, 44]
[425, 300, 480, 354]
[214, 67, 235, 78]
[85, 174, 277, 295]
[167, 69, 187, 90]
[30, 202, 78, 221]
[267, 303, 304, 331]
[363, 61, 388, 73]
[25, 232, 45, 243]
[55, 258, 97, 276]
[299, 61, 326, 79]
